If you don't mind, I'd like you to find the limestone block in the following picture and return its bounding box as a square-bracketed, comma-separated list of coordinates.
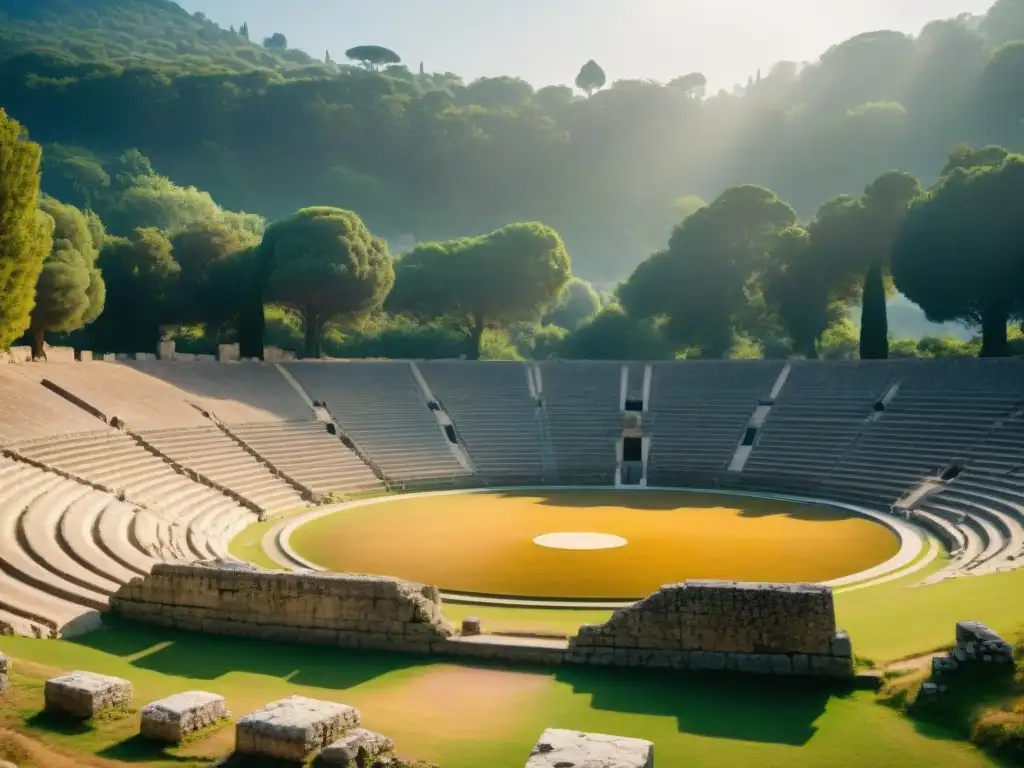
[235, 696, 361, 762]
[525, 729, 654, 768]
[44, 671, 133, 719]
[140, 691, 229, 743]
[0, 652, 8, 692]
[321, 728, 395, 766]
[77, 350, 93, 362]
[831, 630, 853, 658]
[218, 343, 240, 362]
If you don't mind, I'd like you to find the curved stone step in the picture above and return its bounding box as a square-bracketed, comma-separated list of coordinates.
[18, 479, 121, 595]
[59, 491, 140, 585]
[96, 501, 158, 575]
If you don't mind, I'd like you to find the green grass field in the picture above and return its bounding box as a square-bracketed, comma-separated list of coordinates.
[0, 620, 1003, 768]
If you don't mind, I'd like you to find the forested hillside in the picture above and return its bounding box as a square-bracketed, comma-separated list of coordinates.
[0, 1, 1022, 363]
[0, 0, 325, 72]
[1, 0, 1019, 283]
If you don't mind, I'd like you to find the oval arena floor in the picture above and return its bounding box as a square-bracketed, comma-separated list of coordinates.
[287, 490, 901, 600]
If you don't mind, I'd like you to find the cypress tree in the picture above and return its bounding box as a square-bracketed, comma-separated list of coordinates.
[859, 260, 889, 359]
[0, 109, 51, 350]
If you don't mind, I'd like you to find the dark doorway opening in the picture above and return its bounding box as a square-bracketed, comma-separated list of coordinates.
[624, 398, 644, 412]
[623, 436, 643, 462]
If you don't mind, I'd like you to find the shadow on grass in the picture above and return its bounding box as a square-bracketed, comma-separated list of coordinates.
[555, 665, 845, 746]
[493, 488, 856, 523]
[24, 709, 96, 736]
[69, 617, 430, 691]
[98, 734, 205, 764]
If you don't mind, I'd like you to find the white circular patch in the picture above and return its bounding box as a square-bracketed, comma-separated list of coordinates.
[533, 532, 628, 551]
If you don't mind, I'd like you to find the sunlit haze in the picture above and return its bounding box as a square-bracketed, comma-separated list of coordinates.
[180, 0, 993, 88]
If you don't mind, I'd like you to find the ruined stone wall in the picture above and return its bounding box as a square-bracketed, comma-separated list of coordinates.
[110, 562, 454, 652]
[567, 580, 854, 677]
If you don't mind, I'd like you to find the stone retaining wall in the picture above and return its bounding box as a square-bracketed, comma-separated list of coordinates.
[110, 561, 455, 652]
[112, 565, 853, 678]
[566, 580, 854, 677]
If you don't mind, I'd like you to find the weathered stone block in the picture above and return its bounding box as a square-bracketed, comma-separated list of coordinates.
[44, 671, 133, 719]
[525, 728, 654, 768]
[235, 696, 361, 762]
[321, 728, 394, 766]
[0, 652, 8, 692]
[140, 691, 229, 744]
[831, 630, 853, 658]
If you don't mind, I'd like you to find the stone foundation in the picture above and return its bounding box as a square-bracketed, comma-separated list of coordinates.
[140, 691, 229, 743]
[235, 696, 361, 762]
[110, 562, 454, 653]
[914, 621, 1016, 708]
[112, 565, 854, 679]
[44, 671, 133, 719]
[526, 729, 654, 768]
[321, 728, 395, 766]
[566, 580, 853, 677]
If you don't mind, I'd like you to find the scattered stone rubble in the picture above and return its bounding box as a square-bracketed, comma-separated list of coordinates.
[140, 690, 230, 743]
[525, 728, 654, 768]
[235, 695, 362, 762]
[914, 621, 1017, 708]
[43, 671, 133, 719]
[321, 727, 395, 766]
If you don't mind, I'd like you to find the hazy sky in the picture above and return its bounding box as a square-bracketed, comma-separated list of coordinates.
[179, 0, 994, 89]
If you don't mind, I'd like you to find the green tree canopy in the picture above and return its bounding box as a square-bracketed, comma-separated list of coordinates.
[171, 219, 261, 327]
[262, 33, 288, 51]
[543, 276, 601, 331]
[345, 45, 401, 71]
[560, 307, 671, 360]
[389, 222, 571, 359]
[620, 185, 797, 357]
[260, 207, 394, 357]
[88, 227, 179, 354]
[575, 59, 607, 96]
[28, 196, 106, 357]
[891, 153, 1024, 357]
[0, 109, 51, 350]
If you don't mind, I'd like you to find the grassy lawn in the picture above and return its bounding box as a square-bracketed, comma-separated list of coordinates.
[0, 621, 1002, 768]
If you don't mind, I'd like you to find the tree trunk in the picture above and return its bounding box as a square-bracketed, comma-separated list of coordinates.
[796, 334, 818, 360]
[31, 327, 46, 360]
[859, 261, 889, 360]
[304, 312, 323, 359]
[468, 314, 485, 360]
[979, 307, 1008, 358]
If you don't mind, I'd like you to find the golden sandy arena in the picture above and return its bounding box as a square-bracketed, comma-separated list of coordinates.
[288, 490, 901, 599]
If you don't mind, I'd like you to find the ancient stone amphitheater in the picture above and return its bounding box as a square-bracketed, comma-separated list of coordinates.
[2, 355, 1023, 765]
[1, 356, 1023, 638]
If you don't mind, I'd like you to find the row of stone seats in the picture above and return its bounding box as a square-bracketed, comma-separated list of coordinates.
[744, 362, 894, 479]
[229, 420, 382, 497]
[0, 455, 257, 637]
[647, 362, 783, 480]
[11, 430, 253, 555]
[285, 362, 470, 485]
[420, 361, 549, 484]
[541, 362, 622, 483]
[129, 359, 313, 422]
[139, 425, 306, 513]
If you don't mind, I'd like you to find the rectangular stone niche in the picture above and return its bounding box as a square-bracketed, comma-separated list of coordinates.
[525, 728, 654, 768]
[235, 696, 361, 762]
[44, 671, 133, 719]
[140, 691, 230, 743]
